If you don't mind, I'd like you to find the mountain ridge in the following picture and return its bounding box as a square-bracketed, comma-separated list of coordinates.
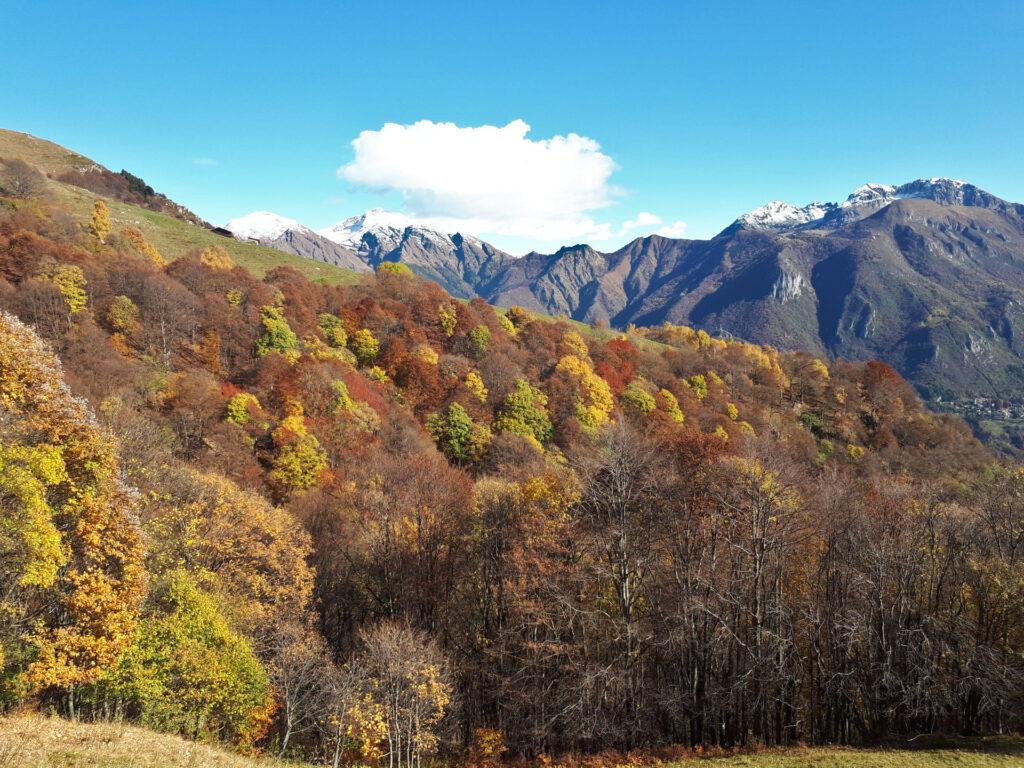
[237, 177, 1024, 400]
[222, 177, 1024, 399]
[728, 178, 1017, 234]
[6, 121, 1017, 402]
[225, 210, 370, 271]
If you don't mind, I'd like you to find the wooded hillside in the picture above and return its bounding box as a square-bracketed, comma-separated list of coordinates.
[1, 171, 1022, 764]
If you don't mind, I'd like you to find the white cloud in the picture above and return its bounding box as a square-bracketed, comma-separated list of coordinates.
[192, 157, 218, 167]
[617, 211, 662, 236]
[339, 119, 618, 242]
[612, 211, 687, 240]
[655, 220, 688, 238]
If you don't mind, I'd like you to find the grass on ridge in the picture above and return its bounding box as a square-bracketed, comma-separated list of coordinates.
[1, 126, 362, 286]
[51, 182, 362, 286]
[0, 128, 96, 176]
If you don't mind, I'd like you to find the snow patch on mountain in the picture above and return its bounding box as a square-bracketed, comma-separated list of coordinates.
[843, 183, 898, 208]
[226, 211, 308, 241]
[318, 208, 413, 249]
[318, 208, 468, 258]
[738, 200, 838, 230]
[735, 179, 983, 232]
[404, 226, 462, 252]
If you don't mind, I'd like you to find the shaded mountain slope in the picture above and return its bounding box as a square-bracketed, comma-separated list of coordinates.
[368, 181, 1024, 400]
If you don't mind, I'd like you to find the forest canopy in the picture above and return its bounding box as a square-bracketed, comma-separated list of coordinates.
[0, 185, 1022, 763]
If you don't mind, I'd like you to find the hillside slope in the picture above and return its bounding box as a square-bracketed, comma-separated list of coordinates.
[3, 151, 1024, 756]
[226, 210, 370, 271]
[0, 128, 361, 285]
[0, 128, 207, 224]
[0, 128, 100, 176]
[13, 126, 1022, 399]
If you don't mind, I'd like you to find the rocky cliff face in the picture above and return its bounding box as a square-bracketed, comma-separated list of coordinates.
[362, 230, 514, 299]
[263, 227, 370, 271]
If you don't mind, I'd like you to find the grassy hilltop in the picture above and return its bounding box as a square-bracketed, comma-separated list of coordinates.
[0, 128, 360, 285]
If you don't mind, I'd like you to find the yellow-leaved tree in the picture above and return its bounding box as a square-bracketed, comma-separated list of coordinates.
[553, 354, 614, 434]
[200, 244, 235, 271]
[88, 199, 111, 243]
[81, 569, 274, 746]
[120, 226, 166, 267]
[0, 311, 145, 711]
[143, 470, 314, 632]
[438, 303, 457, 337]
[268, 400, 329, 500]
[41, 263, 88, 315]
[344, 622, 452, 768]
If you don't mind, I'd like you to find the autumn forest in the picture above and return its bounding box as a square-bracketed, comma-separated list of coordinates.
[1, 164, 1024, 766]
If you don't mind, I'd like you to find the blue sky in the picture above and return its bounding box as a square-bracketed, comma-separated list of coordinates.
[3, 1, 1023, 253]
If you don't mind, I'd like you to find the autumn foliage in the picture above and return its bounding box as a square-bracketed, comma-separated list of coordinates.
[0, 187, 1022, 763]
[0, 311, 145, 700]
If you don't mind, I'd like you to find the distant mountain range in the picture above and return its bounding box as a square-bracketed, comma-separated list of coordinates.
[7, 124, 1021, 403]
[227, 179, 1024, 400]
[225, 211, 370, 272]
[225, 208, 513, 296]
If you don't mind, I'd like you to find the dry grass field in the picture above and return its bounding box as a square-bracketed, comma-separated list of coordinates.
[0, 714, 312, 768]
[2, 715, 1023, 768]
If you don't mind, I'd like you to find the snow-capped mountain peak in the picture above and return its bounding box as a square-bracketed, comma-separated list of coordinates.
[225, 211, 307, 241]
[842, 183, 898, 208]
[222, 210, 371, 272]
[841, 179, 981, 212]
[737, 200, 837, 230]
[318, 208, 413, 249]
[734, 178, 994, 233]
[317, 208, 466, 258]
